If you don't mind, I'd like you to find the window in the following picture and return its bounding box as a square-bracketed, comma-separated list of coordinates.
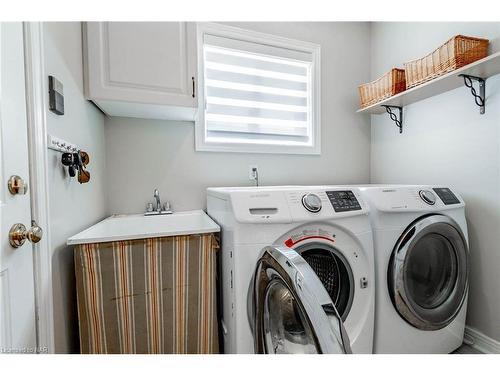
[195, 23, 321, 154]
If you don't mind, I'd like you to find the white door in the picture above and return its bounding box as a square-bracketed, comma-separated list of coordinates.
[0, 22, 39, 354]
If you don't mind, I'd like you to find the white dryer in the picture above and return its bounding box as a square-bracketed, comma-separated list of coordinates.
[359, 185, 469, 354]
[207, 186, 374, 354]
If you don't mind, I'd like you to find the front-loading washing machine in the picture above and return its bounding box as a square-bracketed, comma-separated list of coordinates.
[359, 185, 469, 353]
[207, 186, 374, 354]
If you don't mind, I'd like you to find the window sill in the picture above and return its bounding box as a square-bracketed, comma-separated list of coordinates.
[195, 140, 321, 155]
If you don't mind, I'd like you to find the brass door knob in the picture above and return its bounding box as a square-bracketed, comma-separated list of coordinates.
[9, 221, 43, 248]
[8, 175, 28, 195]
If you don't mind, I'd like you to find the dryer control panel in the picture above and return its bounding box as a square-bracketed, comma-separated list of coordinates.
[326, 190, 362, 212]
[359, 185, 464, 213]
[433, 188, 460, 205]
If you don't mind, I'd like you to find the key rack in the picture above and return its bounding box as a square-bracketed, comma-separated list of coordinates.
[357, 51, 500, 133]
[47, 134, 91, 184]
[47, 134, 79, 153]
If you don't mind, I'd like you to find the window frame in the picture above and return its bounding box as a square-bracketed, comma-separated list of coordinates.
[195, 23, 321, 155]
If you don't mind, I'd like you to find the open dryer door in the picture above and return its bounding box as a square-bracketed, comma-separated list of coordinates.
[250, 246, 352, 354]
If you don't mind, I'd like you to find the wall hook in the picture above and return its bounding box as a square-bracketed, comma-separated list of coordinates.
[458, 74, 485, 114]
[381, 105, 403, 133]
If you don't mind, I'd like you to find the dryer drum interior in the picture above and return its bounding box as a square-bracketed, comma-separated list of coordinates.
[296, 243, 355, 321]
[389, 215, 469, 331]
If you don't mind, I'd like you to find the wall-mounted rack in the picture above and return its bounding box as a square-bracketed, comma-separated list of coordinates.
[47, 134, 79, 153]
[357, 51, 500, 133]
[47, 134, 91, 184]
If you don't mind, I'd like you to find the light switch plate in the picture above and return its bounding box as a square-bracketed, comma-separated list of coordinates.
[48, 75, 64, 115]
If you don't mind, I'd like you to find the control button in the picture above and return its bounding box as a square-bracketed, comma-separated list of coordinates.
[419, 190, 436, 205]
[302, 193, 322, 213]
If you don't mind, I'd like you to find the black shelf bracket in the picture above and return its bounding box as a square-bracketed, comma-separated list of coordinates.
[459, 74, 485, 114]
[381, 105, 403, 133]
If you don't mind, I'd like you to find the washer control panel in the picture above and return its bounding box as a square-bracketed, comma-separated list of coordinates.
[326, 190, 362, 212]
[433, 187, 460, 205]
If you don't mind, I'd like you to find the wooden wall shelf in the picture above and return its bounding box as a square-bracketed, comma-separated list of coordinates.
[357, 51, 500, 115]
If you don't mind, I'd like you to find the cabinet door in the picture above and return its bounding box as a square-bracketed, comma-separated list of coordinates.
[84, 22, 197, 110]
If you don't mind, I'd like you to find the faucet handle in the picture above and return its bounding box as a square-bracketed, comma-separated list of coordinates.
[163, 201, 172, 213]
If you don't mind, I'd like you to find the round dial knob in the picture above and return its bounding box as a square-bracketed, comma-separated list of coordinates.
[302, 193, 322, 213]
[419, 190, 436, 205]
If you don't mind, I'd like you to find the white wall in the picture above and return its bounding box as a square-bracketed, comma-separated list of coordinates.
[370, 22, 500, 342]
[105, 22, 372, 214]
[44, 22, 107, 353]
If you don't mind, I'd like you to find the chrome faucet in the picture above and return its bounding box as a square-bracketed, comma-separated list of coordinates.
[154, 189, 161, 212]
[145, 189, 173, 216]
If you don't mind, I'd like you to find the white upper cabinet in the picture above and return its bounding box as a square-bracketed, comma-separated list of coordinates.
[83, 22, 198, 121]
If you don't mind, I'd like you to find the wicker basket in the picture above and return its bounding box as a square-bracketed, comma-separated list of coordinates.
[404, 35, 489, 89]
[358, 68, 406, 108]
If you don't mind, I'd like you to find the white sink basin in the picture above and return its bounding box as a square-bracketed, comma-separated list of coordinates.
[67, 210, 220, 245]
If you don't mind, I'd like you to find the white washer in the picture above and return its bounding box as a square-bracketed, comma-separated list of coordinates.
[207, 186, 374, 354]
[359, 185, 469, 354]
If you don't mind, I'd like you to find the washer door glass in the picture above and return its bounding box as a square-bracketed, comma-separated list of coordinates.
[251, 246, 351, 354]
[389, 215, 468, 331]
[264, 280, 317, 354]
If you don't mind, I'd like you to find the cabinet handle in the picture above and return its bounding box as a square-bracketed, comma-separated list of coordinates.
[192, 77, 195, 98]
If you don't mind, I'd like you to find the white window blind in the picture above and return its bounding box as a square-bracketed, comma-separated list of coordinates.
[196, 25, 320, 154]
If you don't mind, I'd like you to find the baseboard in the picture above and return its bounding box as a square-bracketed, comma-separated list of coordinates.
[464, 326, 500, 354]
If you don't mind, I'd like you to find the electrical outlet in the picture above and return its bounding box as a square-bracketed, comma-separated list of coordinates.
[249, 165, 258, 180]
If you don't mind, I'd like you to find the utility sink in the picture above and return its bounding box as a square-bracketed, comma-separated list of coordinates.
[67, 210, 220, 245]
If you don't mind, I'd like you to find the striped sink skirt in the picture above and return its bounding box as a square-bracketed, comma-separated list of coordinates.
[74, 234, 219, 354]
